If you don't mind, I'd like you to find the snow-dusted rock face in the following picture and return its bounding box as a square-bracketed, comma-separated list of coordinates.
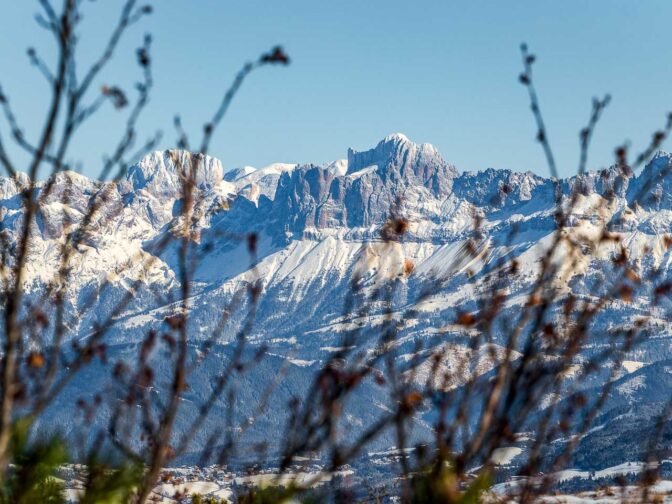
[223, 165, 256, 182]
[125, 150, 225, 195]
[3, 136, 672, 468]
[627, 150, 672, 210]
[0, 172, 30, 201]
[229, 162, 297, 200]
[347, 133, 456, 197]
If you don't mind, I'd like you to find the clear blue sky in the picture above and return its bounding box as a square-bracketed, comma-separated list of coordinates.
[0, 1, 671, 179]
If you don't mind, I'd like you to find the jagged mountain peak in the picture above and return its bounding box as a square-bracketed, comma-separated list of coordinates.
[323, 159, 348, 176]
[382, 132, 410, 143]
[124, 149, 224, 194]
[650, 149, 672, 161]
[0, 172, 30, 199]
[224, 165, 256, 182]
[346, 133, 448, 176]
[637, 149, 672, 181]
[627, 150, 672, 209]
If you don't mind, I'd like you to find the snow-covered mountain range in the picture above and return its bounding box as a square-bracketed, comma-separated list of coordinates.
[2, 133, 672, 473]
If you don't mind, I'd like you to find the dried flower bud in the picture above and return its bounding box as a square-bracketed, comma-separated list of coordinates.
[456, 312, 477, 326]
[27, 351, 45, 368]
[101, 85, 128, 109]
[260, 46, 290, 65]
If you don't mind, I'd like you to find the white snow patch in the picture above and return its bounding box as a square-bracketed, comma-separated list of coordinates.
[490, 447, 522, 465]
[622, 360, 645, 373]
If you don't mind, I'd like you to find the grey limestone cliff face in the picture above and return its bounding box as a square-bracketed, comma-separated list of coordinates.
[260, 134, 458, 236]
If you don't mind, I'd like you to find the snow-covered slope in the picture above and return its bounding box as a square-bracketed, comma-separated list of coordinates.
[3, 134, 672, 470]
